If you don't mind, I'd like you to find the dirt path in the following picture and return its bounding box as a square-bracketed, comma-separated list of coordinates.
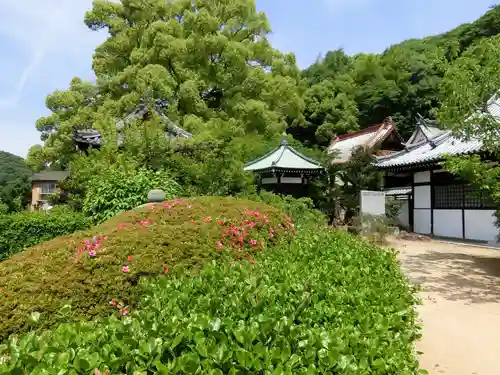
[390, 238, 500, 375]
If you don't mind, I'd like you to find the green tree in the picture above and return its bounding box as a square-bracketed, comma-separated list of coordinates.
[296, 78, 359, 146]
[439, 35, 500, 149]
[315, 147, 382, 225]
[0, 151, 32, 213]
[439, 34, 500, 238]
[28, 0, 305, 199]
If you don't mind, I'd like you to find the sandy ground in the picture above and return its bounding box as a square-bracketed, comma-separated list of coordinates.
[390, 238, 500, 375]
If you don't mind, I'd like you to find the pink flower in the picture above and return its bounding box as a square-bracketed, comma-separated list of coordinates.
[122, 265, 129, 273]
[89, 250, 96, 257]
[121, 308, 128, 316]
[250, 239, 257, 246]
[109, 299, 116, 306]
[139, 220, 152, 226]
[164, 267, 169, 274]
[83, 240, 90, 245]
[217, 241, 223, 249]
[204, 217, 212, 223]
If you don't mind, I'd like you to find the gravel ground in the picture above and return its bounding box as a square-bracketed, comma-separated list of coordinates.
[390, 238, 500, 375]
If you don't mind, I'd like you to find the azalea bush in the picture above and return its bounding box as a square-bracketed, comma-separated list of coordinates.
[240, 190, 326, 228]
[0, 197, 292, 340]
[0, 210, 90, 261]
[0, 228, 421, 374]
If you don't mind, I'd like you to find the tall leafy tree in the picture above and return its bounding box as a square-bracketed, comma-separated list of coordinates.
[30, 0, 304, 171]
[439, 35, 500, 237]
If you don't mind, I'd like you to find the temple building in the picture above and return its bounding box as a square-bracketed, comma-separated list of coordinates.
[244, 138, 323, 198]
[72, 98, 192, 151]
[377, 108, 499, 244]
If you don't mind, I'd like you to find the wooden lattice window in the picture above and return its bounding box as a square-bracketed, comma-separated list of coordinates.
[434, 184, 463, 209]
[434, 183, 498, 209]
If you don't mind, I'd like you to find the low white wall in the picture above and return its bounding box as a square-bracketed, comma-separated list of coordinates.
[397, 201, 410, 229]
[414, 186, 431, 209]
[464, 210, 498, 242]
[414, 209, 431, 234]
[433, 210, 463, 239]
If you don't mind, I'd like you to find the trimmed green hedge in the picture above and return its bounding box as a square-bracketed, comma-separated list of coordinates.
[0, 227, 421, 373]
[0, 209, 91, 261]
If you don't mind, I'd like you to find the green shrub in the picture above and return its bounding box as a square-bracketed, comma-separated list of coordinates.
[0, 227, 420, 374]
[83, 167, 183, 223]
[0, 197, 292, 340]
[0, 210, 90, 261]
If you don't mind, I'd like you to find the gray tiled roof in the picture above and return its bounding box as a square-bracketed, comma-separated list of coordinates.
[32, 171, 69, 182]
[384, 187, 412, 196]
[73, 101, 192, 146]
[244, 139, 323, 172]
[377, 94, 500, 169]
[377, 131, 482, 169]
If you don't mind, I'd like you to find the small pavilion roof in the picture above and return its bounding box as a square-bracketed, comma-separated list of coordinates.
[244, 139, 323, 173]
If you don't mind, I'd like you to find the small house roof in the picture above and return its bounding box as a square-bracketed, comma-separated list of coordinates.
[73, 100, 192, 146]
[328, 117, 401, 163]
[32, 171, 69, 182]
[244, 139, 323, 173]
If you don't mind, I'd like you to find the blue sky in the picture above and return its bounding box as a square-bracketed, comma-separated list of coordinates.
[0, 0, 494, 158]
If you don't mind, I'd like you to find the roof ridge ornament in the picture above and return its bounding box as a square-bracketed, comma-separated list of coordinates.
[280, 131, 288, 146]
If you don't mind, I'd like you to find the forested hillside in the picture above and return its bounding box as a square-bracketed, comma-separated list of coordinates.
[0, 151, 31, 212]
[293, 5, 500, 147]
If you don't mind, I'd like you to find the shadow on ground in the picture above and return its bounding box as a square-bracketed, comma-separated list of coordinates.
[400, 249, 500, 304]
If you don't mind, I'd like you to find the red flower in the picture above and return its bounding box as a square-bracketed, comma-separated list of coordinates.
[127, 255, 133, 261]
[250, 259, 255, 265]
[164, 267, 169, 274]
